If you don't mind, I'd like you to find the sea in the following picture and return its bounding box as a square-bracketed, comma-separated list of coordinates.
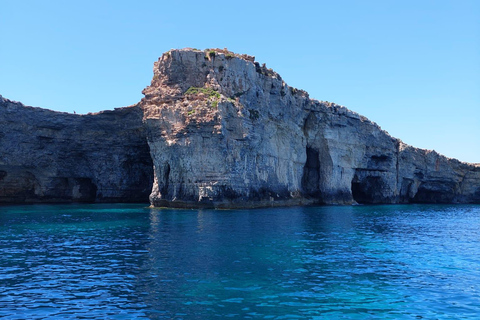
[0, 203, 479, 319]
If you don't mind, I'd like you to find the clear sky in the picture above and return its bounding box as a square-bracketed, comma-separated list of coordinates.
[1, 0, 479, 163]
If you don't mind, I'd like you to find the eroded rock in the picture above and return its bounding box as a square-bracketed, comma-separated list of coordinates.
[1, 48, 478, 207]
[141, 48, 480, 207]
[0, 96, 153, 203]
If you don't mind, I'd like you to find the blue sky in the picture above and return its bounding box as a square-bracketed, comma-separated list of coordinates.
[1, 0, 479, 163]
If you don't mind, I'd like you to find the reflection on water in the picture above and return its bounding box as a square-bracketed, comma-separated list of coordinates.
[0, 204, 479, 319]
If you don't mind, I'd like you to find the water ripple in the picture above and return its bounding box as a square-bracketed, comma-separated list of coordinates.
[0, 204, 479, 319]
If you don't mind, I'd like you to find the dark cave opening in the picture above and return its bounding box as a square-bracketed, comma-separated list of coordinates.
[351, 173, 383, 204]
[351, 178, 368, 204]
[302, 146, 321, 198]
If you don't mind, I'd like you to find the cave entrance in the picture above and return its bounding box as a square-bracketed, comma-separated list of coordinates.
[351, 172, 382, 204]
[351, 175, 367, 204]
[302, 146, 321, 198]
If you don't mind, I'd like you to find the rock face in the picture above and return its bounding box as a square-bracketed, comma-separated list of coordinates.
[1, 48, 478, 207]
[141, 48, 480, 208]
[0, 96, 153, 203]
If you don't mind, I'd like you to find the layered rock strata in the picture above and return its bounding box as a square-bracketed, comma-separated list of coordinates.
[0, 96, 153, 203]
[141, 48, 480, 208]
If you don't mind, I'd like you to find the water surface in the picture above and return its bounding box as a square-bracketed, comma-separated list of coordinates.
[0, 203, 479, 319]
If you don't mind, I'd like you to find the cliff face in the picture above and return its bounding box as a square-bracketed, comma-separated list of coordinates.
[1, 49, 478, 207]
[141, 48, 480, 208]
[0, 96, 153, 203]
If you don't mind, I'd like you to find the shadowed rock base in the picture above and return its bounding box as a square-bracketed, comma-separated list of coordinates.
[150, 198, 316, 209]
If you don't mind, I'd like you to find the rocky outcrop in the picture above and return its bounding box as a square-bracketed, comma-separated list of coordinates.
[1, 48, 478, 207]
[141, 48, 480, 208]
[396, 144, 480, 204]
[0, 96, 153, 203]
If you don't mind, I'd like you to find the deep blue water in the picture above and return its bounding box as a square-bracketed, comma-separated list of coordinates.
[0, 204, 479, 319]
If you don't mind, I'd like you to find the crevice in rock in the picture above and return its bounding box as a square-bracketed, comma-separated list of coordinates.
[160, 163, 170, 197]
[395, 141, 400, 200]
[301, 111, 334, 203]
[301, 146, 321, 198]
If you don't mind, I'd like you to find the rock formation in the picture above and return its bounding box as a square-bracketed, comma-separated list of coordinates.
[1, 48, 478, 207]
[141, 48, 480, 208]
[0, 96, 153, 203]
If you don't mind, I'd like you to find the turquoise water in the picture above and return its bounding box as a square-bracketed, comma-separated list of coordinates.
[0, 204, 479, 319]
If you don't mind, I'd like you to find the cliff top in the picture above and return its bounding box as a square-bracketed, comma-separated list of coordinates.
[178, 48, 256, 63]
[142, 48, 386, 136]
[0, 95, 138, 117]
[150, 48, 380, 114]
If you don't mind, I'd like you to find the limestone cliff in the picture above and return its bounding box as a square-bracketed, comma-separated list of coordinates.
[141, 48, 480, 208]
[1, 48, 478, 207]
[0, 96, 153, 203]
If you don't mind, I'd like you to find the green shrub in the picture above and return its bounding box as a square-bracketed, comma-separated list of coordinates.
[185, 87, 220, 99]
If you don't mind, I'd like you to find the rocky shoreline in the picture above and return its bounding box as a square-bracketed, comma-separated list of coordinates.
[1, 48, 479, 207]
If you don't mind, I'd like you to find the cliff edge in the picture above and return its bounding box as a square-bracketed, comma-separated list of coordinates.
[141, 48, 480, 208]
